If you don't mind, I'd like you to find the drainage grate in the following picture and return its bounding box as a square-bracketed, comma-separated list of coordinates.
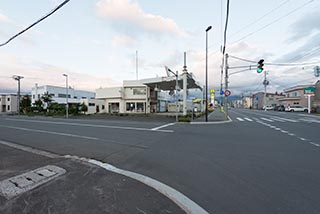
[0, 165, 66, 199]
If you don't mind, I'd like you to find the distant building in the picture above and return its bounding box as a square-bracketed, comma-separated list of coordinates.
[96, 75, 201, 114]
[0, 94, 18, 113]
[279, 83, 318, 109]
[252, 92, 285, 109]
[31, 84, 95, 106]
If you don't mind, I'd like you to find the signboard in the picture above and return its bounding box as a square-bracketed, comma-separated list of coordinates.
[304, 86, 315, 94]
[225, 89, 231, 97]
[220, 90, 224, 95]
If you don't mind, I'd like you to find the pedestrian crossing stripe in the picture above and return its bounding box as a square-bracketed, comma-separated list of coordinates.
[234, 117, 316, 123]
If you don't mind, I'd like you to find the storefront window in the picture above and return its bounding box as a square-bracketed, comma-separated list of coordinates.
[136, 102, 144, 112]
[126, 102, 136, 112]
[109, 102, 119, 113]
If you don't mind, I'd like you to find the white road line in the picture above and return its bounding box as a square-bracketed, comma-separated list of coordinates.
[272, 117, 297, 123]
[5, 118, 173, 133]
[88, 159, 209, 214]
[261, 118, 274, 122]
[244, 117, 253, 121]
[236, 117, 244, 121]
[299, 137, 307, 141]
[270, 117, 286, 122]
[0, 140, 209, 214]
[0, 125, 100, 140]
[281, 130, 289, 133]
[309, 142, 320, 147]
[288, 133, 295, 136]
[151, 123, 175, 131]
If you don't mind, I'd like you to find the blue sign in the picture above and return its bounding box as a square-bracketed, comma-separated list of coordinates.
[220, 91, 224, 95]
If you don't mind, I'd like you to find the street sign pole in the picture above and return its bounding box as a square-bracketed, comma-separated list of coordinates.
[308, 94, 311, 114]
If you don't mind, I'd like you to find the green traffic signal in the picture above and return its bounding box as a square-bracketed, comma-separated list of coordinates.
[257, 59, 264, 73]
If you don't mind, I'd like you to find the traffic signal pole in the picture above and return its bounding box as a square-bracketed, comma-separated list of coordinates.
[224, 53, 229, 120]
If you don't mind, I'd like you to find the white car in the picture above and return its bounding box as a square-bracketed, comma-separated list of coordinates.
[285, 105, 308, 112]
[262, 105, 274, 110]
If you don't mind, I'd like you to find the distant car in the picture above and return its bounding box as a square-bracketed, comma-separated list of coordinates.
[276, 105, 285, 111]
[285, 105, 308, 112]
[262, 105, 274, 110]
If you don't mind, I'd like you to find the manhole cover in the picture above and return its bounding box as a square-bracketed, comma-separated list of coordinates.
[0, 165, 66, 199]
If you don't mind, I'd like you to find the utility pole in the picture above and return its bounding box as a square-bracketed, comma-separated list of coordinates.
[263, 70, 269, 111]
[224, 53, 229, 119]
[183, 52, 187, 116]
[63, 74, 69, 118]
[13, 75, 24, 115]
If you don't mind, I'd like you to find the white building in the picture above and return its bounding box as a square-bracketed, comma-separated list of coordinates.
[31, 85, 95, 105]
[95, 74, 202, 114]
[0, 94, 18, 113]
[80, 98, 106, 114]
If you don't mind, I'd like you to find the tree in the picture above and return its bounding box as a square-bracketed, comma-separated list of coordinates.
[79, 102, 88, 114]
[33, 99, 43, 112]
[41, 92, 53, 111]
[20, 95, 31, 114]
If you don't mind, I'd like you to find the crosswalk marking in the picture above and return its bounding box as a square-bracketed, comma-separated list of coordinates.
[272, 116, 297, 122]
[261, 118, 274, 122]
[233, 116, 319, 124]
[270, 117, 285, 122]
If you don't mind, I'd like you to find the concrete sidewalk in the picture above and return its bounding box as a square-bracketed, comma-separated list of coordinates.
[193, 108, 228, 122]
[0, 143, 185, 214]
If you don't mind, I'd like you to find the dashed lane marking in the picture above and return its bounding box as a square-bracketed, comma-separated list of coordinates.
[236, 117, 244, 121]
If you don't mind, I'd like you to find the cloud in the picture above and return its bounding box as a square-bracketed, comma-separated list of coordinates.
[96, 0, 187, 37]
[277, 32, 320, 62]
[0, 12, 10, 23]
[288, 11, 320, 41]
[0, 53, 120, 93]
[112, 34, 136, 47]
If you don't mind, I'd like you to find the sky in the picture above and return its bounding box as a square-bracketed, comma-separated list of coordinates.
[0, 0, 319, 95]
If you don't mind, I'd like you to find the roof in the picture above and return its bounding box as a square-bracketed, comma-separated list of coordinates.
[284, 84, 315, 93]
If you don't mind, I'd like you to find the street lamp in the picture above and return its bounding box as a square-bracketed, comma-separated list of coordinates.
[205, 26, 212, 122]
[12, 75, 24, 115]
[166, 66, 179, 122]
[62, 74, 68, 118]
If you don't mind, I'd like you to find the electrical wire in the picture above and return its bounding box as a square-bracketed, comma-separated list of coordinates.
[229, 0, 291, 39]
[231, 0, 315, 44]
[0, 0, 70, 47]
[228, 54, 320, 66]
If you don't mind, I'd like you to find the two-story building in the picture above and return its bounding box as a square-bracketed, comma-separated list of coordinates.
[31, 84, 95, 106]
[252, 92, 285, 109]
[0, 94, 18, 113]
[278, 84, 315, 108]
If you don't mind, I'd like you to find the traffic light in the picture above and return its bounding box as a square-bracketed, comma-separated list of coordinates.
[257, 59, 264, 73]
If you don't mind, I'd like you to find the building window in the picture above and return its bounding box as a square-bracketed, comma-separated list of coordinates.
[38, 94, 40, 99]
[293, 102, 299, 105]
[58, 94, 71, 98]
[50, 94, 55, 97]
[126, 102, 136, 112]
[82, 97, 87, 99]
[136, 102, 145, 112]
[32, 95, 35, 99]
[109, 102, 119, 113]
[74, 96, 77, 99]
[133, 88, 146, 95]
[7, 97, 10, 101]
[88, 103, 95, 106]
[102, 105, 105, 110]
[7, 105, 10, 111]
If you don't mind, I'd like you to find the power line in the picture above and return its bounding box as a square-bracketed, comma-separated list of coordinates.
[228, 54, 320, 66]
[287, 46, 320, 62]
[229, 0, 291, 39]
[0, 0, 70, 47]
[231, 0, 315, 44]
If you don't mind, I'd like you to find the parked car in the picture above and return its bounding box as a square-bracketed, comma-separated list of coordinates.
[285, 105, 308, 112]
[262, 105, 274, 110]
[275, 105, 285, 111]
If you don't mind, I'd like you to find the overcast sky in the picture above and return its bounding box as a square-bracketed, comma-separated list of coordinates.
[0, 0, 319, 95]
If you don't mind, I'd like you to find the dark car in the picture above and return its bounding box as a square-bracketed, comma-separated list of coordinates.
[276, 105, 285, 111]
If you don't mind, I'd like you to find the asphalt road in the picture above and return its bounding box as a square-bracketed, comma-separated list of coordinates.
[0, 111, 319, 214]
